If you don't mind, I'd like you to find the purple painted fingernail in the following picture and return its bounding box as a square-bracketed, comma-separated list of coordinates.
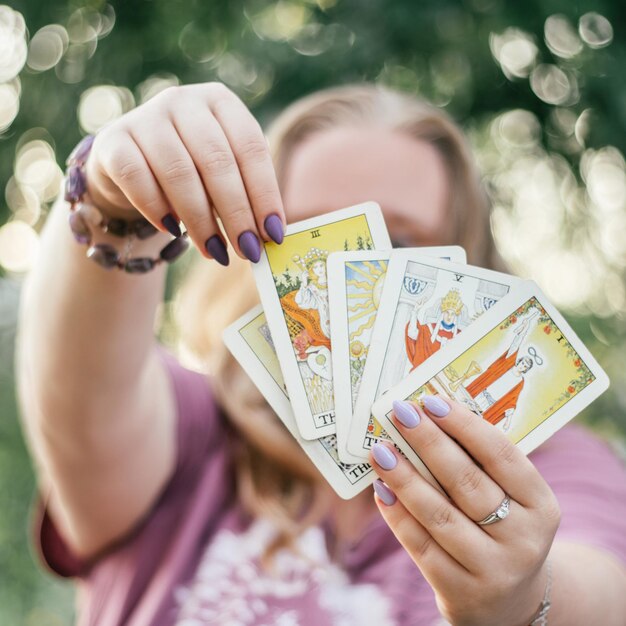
[264, 214, 284, 244]
[372, 443, 397, 470]
[373, 479, 396, 506]
[393, 400, 420, 428]
[205, 235, 230, 266]
[421, 395, 450, 417]
[161, 213, 181, 238]
[238, 230, 261, 263]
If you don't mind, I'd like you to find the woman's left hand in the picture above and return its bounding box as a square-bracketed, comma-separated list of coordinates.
[369, 396, 561, 626]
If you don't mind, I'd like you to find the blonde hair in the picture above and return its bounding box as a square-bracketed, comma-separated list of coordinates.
[173, 84, 502, 561]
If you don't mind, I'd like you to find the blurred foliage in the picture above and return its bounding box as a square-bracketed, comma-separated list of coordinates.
[1, 0, 625, 623]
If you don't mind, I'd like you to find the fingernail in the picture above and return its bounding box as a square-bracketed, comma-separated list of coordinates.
[238, 230, 261, 263]
[264, 214, 284, 244]
[393, 400, 420, 428]
[421, 395, 450, 417]
[161, 213, 181, 238]
[372, 443, 397, 470]
[373, 479, 396, 506]
[205, 235, 230, 266]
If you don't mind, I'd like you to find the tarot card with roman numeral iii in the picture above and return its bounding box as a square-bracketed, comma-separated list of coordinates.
[252, 202, 391, 440]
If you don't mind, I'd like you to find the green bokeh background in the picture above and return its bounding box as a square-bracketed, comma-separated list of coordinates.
[1, 0, 625, 623]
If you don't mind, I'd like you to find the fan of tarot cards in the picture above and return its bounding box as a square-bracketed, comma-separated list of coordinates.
[223, 202, 609, 499]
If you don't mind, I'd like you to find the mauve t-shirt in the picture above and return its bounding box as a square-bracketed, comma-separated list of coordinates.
[34, 345, 626, 625]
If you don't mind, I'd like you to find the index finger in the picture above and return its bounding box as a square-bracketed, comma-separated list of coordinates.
[419, 395, 551, 509]
[208, 88, 285, 243]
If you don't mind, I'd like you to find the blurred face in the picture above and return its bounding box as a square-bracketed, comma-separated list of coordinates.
[282, 127, 452, 246]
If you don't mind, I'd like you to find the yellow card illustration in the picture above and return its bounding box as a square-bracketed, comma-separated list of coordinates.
[327, 247, 467, 464]
[372, 281, 609, 474]
[253, 202, 391, 440]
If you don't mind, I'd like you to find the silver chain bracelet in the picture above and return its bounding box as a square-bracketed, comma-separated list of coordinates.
[528, 560, 552, 626]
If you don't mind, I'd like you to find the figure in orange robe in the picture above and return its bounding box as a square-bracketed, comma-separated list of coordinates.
[281, 290, 331, 351]
[463, 311, 539, 429]
[465, 350, 531, 427]
[405, 319, 458, 370]
[405, 289, 465, 371]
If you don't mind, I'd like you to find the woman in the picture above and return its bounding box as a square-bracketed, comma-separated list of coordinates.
[16, 83, 626, 625]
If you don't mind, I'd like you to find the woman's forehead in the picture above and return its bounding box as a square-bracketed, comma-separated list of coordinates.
[281, 127, 450, 238]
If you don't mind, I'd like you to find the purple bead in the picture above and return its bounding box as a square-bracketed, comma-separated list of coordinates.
[68, 211, 91, 244]
[160, 236, 189, 262]
[66, 135, 95, 166]
[86, 243, 119, 269]
[105, 218, 129, 237]
[133, 219, 158, 240]
[124, 257, 156, 273]
[64, 166, 87, 203]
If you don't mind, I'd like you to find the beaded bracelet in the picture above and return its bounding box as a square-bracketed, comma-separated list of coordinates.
[64, 134, 190, 273]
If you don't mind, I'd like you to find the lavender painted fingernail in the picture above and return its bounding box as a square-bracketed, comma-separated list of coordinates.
[205, 235, 230, 266]
[372, 443, 397, 470]
[393, 400, 420, 428]
[421, 395, 450, 417]
[264, 214, 284, 244]
[161, 213, 181, 238]
[373, 479, 396, 506]
[238, 230, 261, 263]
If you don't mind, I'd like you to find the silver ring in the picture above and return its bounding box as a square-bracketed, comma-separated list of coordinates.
[477, 495, 511, 526]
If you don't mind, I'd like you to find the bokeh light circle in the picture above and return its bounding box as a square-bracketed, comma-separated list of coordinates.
[15, 139, 63, 202]
[0, 79, 20, 132]
[27, 24, 69, 71]
[489, 28, 538, 79]
[0, 220, 40, 273]
[0, 5, 28, 81]
[78, 85, 135, 133]
[544, 14, 582, 59]
[579, 13, 613, 49]
[530, 64, 578, 106]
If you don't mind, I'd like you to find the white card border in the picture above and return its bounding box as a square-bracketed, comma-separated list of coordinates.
[252, 201, 391, 440]
[372, 280, 610, 474]
[327, 246, 467, 464]
[348, 254, 521, 459]
[222, 304, 375, 499]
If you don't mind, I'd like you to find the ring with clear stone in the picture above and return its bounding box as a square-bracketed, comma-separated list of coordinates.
[477, 495, 511, 525]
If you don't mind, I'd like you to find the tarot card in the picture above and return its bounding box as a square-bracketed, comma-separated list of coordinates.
[327, 246, 467, 464]
[347, 253, 520, 460]
[372, 280, 610, 475]
[222, 305, 375, 499]
[252, 202, 391, 440]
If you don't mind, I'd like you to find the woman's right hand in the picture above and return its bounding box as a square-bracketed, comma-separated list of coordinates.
[84, 82, 285, 265]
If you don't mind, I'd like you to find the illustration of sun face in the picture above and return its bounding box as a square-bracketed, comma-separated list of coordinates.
[346, 260, 388, 342]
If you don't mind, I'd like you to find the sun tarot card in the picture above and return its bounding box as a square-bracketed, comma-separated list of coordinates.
[252, 202, 391, 440]
[372, 280, 610, 476]
[347, 253, 520, 460]
[222, 305, 375, 499]
[327, 247, 467, 464]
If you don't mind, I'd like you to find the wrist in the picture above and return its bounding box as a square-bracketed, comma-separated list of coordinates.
[64, 135, 189, 273]
[513, 560, 552, 626]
